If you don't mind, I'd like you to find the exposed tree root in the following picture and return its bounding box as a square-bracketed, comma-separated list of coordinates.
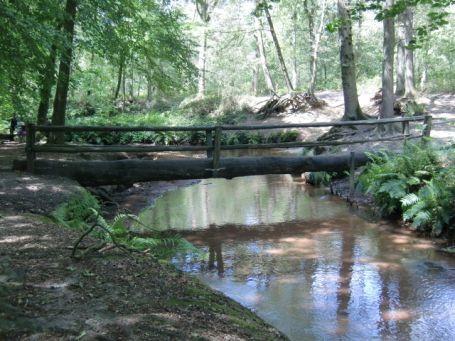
[256, 92, 326, 119]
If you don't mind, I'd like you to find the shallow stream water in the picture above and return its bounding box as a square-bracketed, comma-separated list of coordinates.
[139, 174, 455, 340]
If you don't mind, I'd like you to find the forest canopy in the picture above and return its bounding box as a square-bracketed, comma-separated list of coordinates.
[0, 0, 454, 126]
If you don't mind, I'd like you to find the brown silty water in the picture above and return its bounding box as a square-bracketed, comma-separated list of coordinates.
[138, 174, 455, 340]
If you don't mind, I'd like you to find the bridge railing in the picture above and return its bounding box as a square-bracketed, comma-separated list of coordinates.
[25, 115, 431, 172]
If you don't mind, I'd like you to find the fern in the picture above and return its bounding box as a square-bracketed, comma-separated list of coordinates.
[359, 142, 454, 235]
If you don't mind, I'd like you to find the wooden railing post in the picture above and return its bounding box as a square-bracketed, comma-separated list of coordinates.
[26, 123, 36, 172]
[206, 129, 213, 158]
[402, 120, 410, 135]
[423, 115, 432, 137]
[212, 126, 222, 176]
[349, 151, 356, 197]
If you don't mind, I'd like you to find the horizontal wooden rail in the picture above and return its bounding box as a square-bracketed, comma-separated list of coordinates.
[220, 134, 421, 150]
[33, 144, 210, 153]
[221, 115, 427, 131]
[34, 115, 427, 133]
[35, 125, 214, 132]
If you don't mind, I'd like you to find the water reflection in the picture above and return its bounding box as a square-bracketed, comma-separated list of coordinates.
[141, 175, 455, 340]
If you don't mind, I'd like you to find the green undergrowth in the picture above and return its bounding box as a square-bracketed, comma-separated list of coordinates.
[64, 109, 299, 146]
[52, 191, 194, 259]
[358, 141, 455, 236]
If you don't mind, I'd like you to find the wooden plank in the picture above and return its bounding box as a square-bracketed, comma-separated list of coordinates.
[206, 129, 213, 158]
[212, 126, 222, 174]
[33, 144, 209, 153]
[423, 115, 432, 137]
[13, 153, 371, 186]
[34, 116, 425, 134]
[220, 134, 421, 150]
[35, 125, 215, 133]
[221, 116, 426, 131]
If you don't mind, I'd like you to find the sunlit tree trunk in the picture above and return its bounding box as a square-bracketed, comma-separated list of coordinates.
[113, 55, 124, 101]
[395, 15, 405, 97]
[37, 43, 57, 125]
[263, 2, 293, 93]
[403, 8, 416, 98]
[197, 28, 208, 97]
[304, 0, 327, 96]
[254, 16, 275, 95]
[195, 0, 219, 98]
[337, 0, 364, 120]
[381, 0, 395, 124]
[51, 0, 77, 143]
[291, 10, 299, 90]
[252, 45, 260, 95]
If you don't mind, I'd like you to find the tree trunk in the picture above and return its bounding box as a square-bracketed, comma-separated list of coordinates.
[197, 28, 208, 98]
[291, 10, 299, 90]
[305, 0, 327, 96]
[381, 0, 395, 122]
[254, 16, 275, 95]
[395, 14, 405, 97]
[420, 63, 428, 91]
[14, 153, 370, 186]
[129, 66, 134, 99]
[51, 0, 77, 143]
[263, 3, 294, 93]
[252, 45, 260, 95]
[403, 8, 416, 98]
[113, 54, 124, 101]
[337, 0, 364, 121]
[37, 43, 57, 125]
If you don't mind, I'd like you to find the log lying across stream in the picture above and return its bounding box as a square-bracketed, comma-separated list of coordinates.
[13, 153, 369, 186]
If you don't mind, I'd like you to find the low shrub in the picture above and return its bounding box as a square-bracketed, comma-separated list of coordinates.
[358, 141, 455, 236]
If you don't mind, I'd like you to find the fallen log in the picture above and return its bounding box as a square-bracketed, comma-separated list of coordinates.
[13, 153, 369, 186]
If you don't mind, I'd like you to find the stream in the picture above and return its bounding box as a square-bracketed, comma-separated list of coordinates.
[139, 174, 455, 340]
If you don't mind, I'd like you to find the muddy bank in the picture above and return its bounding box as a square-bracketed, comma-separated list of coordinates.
[0, 172, 286, 340]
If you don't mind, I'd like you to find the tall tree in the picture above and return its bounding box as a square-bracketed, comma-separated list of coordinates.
[337, 0, 364, 120]
[304, 0, 327, 97]
[403, 8, 416, 98]
[195, 0, 219, 98]
[261, 0, 294, 93]
[381, 0, 395, 124]
[254, 13, 276, 95]
[395, 14, 406, 96]
[51, 0, 77, 143]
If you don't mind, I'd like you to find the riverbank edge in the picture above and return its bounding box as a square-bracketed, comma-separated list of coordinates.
[0, 173, 287, 340]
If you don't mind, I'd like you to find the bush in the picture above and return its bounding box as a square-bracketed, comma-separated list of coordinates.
[358, 142, 455, 236]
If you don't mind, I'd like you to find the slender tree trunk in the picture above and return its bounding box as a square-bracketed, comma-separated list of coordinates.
[381, 0, 395, 123]
[197, 28, 208, 98]
[254, 16, 275, 95]
[114, 55, 125, 101]
[305, 0, 327, 96]
[420, 63, 428, 91]
[37, 43, 57, 125]
[337, 0, 364, 120]
[395, 15, 406, 97]
[122, 66, 126, 109]
[291, 10, 299, 90]
[263, 3, 293, 93]
[403, 8, 416, 98]
[252, 45, 260, 95]
[129, 66, 134, 99]
[51, 0, 77, 143]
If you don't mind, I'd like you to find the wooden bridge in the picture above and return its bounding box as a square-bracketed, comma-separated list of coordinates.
[16, 115, 432, 186]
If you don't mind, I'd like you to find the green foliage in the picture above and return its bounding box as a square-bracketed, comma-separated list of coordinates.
[358, 142, 455, 235]
[53, 192, 193, 258]
[308, 171, 336, 186]
[53, 191, 100, 230]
